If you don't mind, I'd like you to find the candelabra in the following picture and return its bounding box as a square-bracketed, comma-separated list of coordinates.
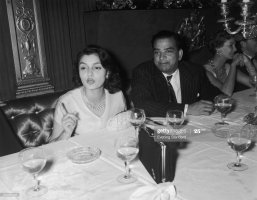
[217, 0, 256, 39]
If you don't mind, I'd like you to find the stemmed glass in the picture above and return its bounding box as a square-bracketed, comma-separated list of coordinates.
[249, 75, 257, 97]
[214, 94, 232, 125]
[129, 108, 146, 138]
[114, 136, 139, 184]
[166, 110, 184, 129]
[19, 147, 48, 197]
[227, 127, 252, 171]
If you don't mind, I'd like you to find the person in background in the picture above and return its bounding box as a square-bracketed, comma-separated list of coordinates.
[203, 30, 257, 96]
[131, 30, 222, 117]
[50, 45, 126, 142]
[234, 31, 257, 91]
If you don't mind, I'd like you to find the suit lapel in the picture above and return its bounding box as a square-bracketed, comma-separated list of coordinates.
[152, 61, 196, 104]
[152, 63, 170, 102]
[179, 62, 195, 104]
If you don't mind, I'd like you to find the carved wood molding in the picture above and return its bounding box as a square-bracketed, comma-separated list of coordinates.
[6, 0, 54, 98]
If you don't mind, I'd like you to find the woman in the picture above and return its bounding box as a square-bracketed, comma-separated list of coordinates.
[204, 30, 256, 96]
[50, 45, 126, 142]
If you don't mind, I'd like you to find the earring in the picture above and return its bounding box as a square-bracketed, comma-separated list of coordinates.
[216, 51, 221, 58]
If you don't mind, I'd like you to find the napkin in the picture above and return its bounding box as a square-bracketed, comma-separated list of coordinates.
[106, 111, 132, 131]
[130, 182, 176, 200]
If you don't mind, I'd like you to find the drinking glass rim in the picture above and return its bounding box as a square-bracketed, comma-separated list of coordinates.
[166, 110, 184, 116]
[19, 146, 44, 153]
[19, 147, 46, 159]
[130, 108, 145, 112]
[114, 136, 139, 150]
[214, 94, 231, 99]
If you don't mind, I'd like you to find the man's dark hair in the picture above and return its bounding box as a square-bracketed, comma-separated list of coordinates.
[73, 45, 121, 94]
[151, 30, 184, 51]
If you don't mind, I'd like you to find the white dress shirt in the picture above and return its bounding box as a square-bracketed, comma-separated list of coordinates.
[162, 69, 188, 115]
[243, 52, 252, 60]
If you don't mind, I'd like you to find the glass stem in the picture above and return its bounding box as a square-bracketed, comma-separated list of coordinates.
[34, 174, 39, 191]
[135, 127, 139, 138]
[235, 152, 241, 167]
[221, 113, 225, 123]
[124, 161, 131, 179]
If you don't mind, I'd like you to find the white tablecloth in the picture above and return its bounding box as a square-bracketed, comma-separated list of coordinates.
[0, 89, 257, 200]
[0, 139, 155, 200]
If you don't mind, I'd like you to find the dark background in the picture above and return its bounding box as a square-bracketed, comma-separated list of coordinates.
[0, 0, 256, 101]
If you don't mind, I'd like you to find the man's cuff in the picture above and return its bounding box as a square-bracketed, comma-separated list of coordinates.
[184, 104, 188, 116]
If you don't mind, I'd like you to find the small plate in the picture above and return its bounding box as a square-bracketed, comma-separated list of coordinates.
[211, 125, 230, 138]
[66, 147, 101, 164]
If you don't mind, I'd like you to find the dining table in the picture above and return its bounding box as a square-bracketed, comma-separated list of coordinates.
[0, 89, 257, 200]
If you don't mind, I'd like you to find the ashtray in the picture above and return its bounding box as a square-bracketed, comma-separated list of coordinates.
[66, 147, 101, 164]
[211, 125, 230, 138]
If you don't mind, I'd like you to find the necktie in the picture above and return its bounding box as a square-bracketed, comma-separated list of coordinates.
[166, 75, 177, 103]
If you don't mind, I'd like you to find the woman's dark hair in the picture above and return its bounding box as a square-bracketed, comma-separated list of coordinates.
[207, 30, 234, 55]
[73, 45, 121, 94]
[151, 30, 184, 51]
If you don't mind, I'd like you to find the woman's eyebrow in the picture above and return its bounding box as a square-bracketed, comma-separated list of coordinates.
[92, 62, 101, 65]
[78, 61, 101, 65]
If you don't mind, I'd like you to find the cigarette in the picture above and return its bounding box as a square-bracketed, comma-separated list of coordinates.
[61, 103, 68, 114]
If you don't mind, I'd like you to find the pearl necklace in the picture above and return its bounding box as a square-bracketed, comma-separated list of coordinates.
[209, 60, 227, 80]
[81, 87, 106, 112]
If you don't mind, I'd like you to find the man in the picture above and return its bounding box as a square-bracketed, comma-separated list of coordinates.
[131, 30, 222, 117]
[234, 30, 257, 92]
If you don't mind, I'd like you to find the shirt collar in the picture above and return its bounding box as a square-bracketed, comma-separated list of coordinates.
[162, 68, 179, 80]
[243, 52, 252, 59]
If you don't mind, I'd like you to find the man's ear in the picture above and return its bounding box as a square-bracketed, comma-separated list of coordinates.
[178, 49, 183, 61]
[240, 40, 246, 48]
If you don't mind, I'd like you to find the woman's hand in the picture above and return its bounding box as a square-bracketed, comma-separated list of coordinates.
[61, 112, 78, 136]
[243, 55, 257, 76]
[231, 53, 243, 67]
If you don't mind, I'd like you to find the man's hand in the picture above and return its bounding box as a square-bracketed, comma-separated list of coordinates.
[187, 100, 214, 116]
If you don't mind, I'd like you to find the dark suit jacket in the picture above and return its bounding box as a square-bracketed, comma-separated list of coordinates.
[131, 60, 222, 117]
[234, 65, 250, 92]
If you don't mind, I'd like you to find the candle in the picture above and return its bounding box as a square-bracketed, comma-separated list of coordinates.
[221, 0, 227, 2]
[243, 0, 250, 2]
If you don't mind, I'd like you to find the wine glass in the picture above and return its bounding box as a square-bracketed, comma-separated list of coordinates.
[19, 147, 48, 197]
[166, 110, 184, 129]
[129, 108, 146, 138]
[249, 75, 257, 97]
[227, 127, 252, 171]
[214, 94, 232, 125]
[114, 136, 139, 184]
